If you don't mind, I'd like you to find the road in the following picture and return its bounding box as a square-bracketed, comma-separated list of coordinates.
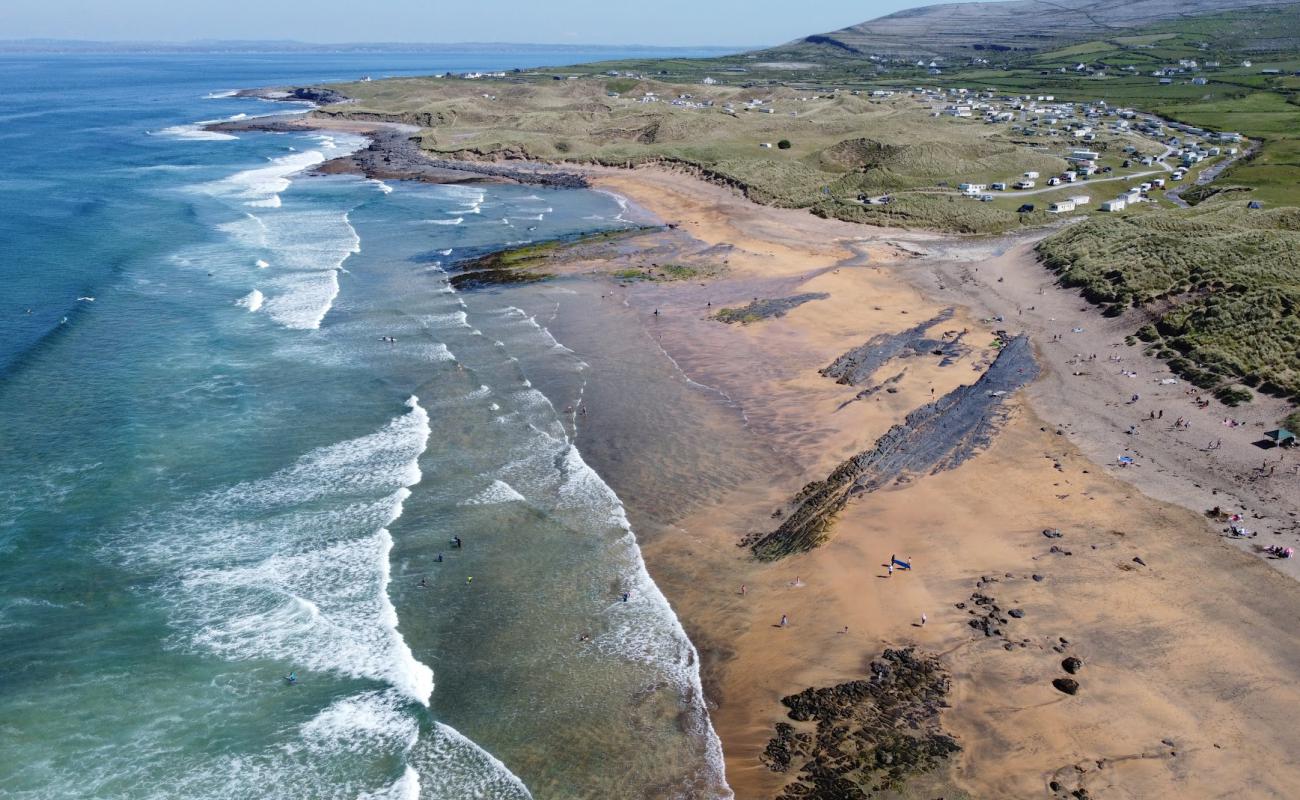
[990, 146, 1176, 198]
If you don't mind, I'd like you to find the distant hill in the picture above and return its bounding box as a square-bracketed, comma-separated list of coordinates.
[762, 0, 1297, 59]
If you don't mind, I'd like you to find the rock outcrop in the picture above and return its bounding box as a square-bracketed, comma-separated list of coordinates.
[820, 308, 962, 386]
[760, 648, 961, 799]
[748, 334, 1037, 560]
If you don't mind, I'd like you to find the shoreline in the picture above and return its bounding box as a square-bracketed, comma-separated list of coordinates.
[229, 106, 1300, 797]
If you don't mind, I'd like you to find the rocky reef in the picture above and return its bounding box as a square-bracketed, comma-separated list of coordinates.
[760, 647, 961, 799]
[712, 293, 829, 324]
[445, 229, 656, 290]
[820, 308, 965, 387]
[748, 334, 1037, 560]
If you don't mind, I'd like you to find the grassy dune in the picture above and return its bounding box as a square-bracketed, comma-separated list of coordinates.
[1038, 198, 1300, 403]
[321, 78, 1068, 232]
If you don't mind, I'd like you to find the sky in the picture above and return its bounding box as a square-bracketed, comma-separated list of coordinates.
[0, 0, 965, 47]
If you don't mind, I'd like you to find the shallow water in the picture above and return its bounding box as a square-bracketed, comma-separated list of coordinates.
[0, 52, 731, 799]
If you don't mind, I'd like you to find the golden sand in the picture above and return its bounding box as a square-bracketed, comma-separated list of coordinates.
[587, 166, 1300, 799]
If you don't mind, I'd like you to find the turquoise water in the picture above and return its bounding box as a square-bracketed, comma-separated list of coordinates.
[0, 53, 731, 799]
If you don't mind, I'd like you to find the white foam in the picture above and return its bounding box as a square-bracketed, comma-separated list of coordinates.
[255, 259, 269, 269]
[205, 89, 239, 99]
[405, 724, 533, 800]
[370, 179, 394, 194]
[460, 479, 526, 506]
[206, 150, 326, 207]
[424, 217, 463, 226]
[556, 443, 733, 797]
[360, 766, 422, 800]
[426, 310, 470, 328]
[236, 289, 264, 312]
[155, 397, 436, 705]
[300, 689, 418, 755]
[224, 209, 360, 330]
[156, 123, 238, 141]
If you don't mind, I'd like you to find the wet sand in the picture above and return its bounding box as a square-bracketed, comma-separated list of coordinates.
[568, 166, 1300, 798]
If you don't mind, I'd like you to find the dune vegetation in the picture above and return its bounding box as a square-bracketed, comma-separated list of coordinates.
[1037, 197, 1300, 403]
[320, 78, 1069, 232]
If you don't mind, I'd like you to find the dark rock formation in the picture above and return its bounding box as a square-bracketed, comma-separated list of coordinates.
[319, 128, 589, 187]
[759, 648, 961, 799]
[445, 229, 652, 290]
[820, 308, 964, 386]
[712, 293, 830, 324]
[287, 86, 351, 105]
[1062, 657, 1083, 675]
[234, 85, 351, 105]
[748, 335, 1038, 560]
[1053, 678, 1080, 695]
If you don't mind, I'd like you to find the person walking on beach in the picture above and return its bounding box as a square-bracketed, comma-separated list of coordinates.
[739, 584, 747, 596]
[887, 563, 894, 577]
[920, 613, 927, 627]
[622, 591, 629, 602]
[779, 614, 788, 628]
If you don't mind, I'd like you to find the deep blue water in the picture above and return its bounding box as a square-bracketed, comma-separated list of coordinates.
[0, 52, 731, 799]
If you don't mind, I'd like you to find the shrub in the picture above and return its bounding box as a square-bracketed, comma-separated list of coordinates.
[777, 139, 792, 150]
[1216, 385, 1254, 406]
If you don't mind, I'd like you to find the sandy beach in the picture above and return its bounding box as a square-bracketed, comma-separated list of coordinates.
[246, 110, 1300, 796]
[569, 166, 1300, 798]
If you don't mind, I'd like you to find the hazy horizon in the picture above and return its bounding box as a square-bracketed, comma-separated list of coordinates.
[0, 0, 983, 48]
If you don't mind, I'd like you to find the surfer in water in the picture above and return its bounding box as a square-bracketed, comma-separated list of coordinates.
[284, 672, 298, 685]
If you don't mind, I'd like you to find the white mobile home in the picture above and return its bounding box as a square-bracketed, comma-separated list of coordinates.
[1100, 198, 1127, 212]
[1048, 199, 1077, 213]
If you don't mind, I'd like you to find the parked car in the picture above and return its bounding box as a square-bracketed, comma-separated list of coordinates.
[1017, 203, 1035, 213]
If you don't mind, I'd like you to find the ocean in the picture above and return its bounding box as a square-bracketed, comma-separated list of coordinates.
[0, 51, 732, 799]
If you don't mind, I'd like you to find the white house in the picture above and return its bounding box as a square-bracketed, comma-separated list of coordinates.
[1070, 195, 1092, 206]
[1100, 198, 1127, 212]
[1048, 199, 1077, 213]
[702, 76, 718, 85]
